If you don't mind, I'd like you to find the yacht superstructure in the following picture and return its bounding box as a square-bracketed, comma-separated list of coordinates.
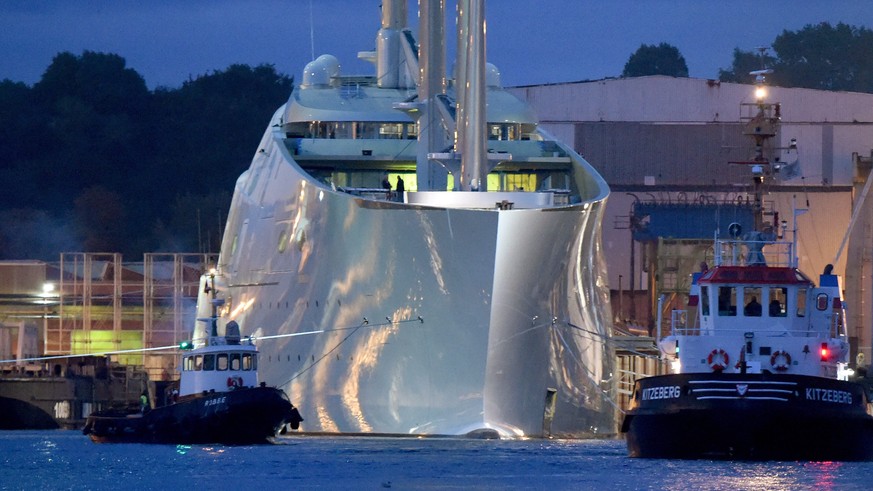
[193, 0, 612, 436]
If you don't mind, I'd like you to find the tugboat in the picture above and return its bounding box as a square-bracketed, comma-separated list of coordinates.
[622, 239, 873, 459]
[621, 72, 873, 460]
[83, 276, 303, 444]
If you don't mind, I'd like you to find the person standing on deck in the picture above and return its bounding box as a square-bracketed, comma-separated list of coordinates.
[395, 176, 405, 201]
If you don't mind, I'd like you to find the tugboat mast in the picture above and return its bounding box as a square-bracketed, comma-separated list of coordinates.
[742, 66, 779, 232]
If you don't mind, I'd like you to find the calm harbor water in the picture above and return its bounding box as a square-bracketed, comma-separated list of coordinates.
[1, 430, 871, 490]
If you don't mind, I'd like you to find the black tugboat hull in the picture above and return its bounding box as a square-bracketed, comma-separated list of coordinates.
[82, 386, 302, 445]
[622, 373, 873, 460]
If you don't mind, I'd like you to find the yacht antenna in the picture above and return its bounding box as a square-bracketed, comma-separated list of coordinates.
[309, 0, 316, 61]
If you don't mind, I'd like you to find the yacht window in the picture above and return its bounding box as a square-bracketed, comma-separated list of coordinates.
[203, 354, 215, 371]
[486, 123, 519, 141]
[768, 287, 787, 317]
[700, 286, 710, 316]
[332, 122, 352, 139]
[743, 287, 762, 317]
[504, 173, 536, 192]
[797, 289, 807, 317]
[217, 354, 228, 371]
[194, 355, 203, 371]
[230, 353, 241, 371]
[404, 123, 417, 139]
[285, 122, 308, 138]
[379, 123, 404, 139]
[718, 286, 736, 316]
[242, 353, 253, 371]
[357, 122, 378, 139]
[278, 230, 288, 253]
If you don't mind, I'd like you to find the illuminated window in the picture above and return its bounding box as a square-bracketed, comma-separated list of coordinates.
[487, 123, 520, 140]
[379, 123, 404, 139]
[503, 173, 536, 191]
[278, 230, 288, 253]
[387, 173, 417, 192]
[768, 287, 787, 317]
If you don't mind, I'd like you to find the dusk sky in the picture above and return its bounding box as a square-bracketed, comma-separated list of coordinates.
[2, 1, 873, 89]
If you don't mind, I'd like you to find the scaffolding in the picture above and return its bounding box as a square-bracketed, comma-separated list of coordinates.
[40, 253, 217, 381]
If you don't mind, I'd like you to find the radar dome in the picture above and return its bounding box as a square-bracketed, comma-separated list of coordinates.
[302, 54, 340, 87]
[486, 63, 502, 88]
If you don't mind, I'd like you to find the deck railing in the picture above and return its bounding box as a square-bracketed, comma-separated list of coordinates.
[713, 239, 796, 268]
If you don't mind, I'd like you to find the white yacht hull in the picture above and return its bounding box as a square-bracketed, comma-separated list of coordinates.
[208, 117, 613, 437]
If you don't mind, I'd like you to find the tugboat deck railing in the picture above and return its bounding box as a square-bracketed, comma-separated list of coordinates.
[670, 309, 846, 340]
[714, 239, 797, 268]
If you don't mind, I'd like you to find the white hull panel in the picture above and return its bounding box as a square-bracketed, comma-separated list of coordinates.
[206, 119, 614, 436]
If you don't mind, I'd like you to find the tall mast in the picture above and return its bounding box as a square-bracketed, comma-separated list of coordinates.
[376, 0, 407, 89]
[417, 0, 448, 192]
[456, 0, 488, 191]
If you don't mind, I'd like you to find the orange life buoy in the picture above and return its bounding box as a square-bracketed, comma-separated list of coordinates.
[227, 376, 240, 388]
[707, 349, 729, 371]
[770, 350, 792, 371]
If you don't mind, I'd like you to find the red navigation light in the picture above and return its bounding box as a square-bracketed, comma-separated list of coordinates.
[820, 342, 829, 361]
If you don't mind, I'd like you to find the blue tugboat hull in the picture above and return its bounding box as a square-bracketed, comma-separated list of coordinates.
[83, 386, 301, 445]
[622, 373, 873, 460]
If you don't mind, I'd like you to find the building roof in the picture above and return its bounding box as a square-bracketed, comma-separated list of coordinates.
[510, 75, 873, 124]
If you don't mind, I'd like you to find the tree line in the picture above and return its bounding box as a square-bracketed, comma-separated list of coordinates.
[622, 22, 873, 95]
[1, 22, 869, 260]
[0, 51, 293, 260]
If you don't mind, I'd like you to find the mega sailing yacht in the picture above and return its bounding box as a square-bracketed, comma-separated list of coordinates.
[192, 0, 612, 437]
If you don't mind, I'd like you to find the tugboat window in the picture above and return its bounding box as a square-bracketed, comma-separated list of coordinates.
[768, 287, 787, 317]
[700, 286, 710, 316]
[203, 354, 215, 371]
[230, 353, 241, 371]
[242, 353, 253, 371]
[217, 354, 228, 371]
[816, 293, 829, 311]
[718, 287, 736, 316]
[194, 355, 203, 371]
[797, 289, 807, 317]
[743, 287, 762, 317]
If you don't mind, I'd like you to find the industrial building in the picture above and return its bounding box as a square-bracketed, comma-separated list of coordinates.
[512, 75, 873, 363]
[0, 254, 216, 380]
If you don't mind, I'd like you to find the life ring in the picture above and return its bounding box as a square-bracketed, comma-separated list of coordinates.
[770, 351, 792, 371]
[707, 349, 729, 371]
[227, 376, 243, 389]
